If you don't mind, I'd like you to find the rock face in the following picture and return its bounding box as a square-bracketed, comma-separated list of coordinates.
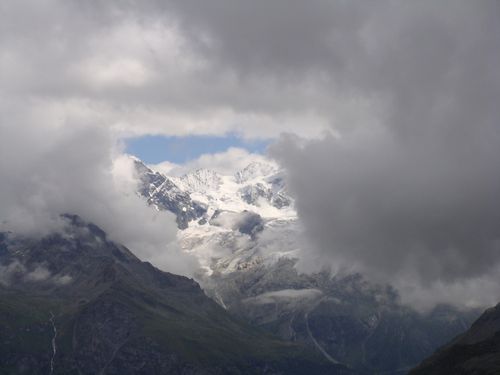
[134, 159, 207, 229]
[134, 158, 293, 231]
[133, 156, 480, 374]
[410, 303, 500, 375]
[0, 216, 350, 375]
[206, 258, 479, 375]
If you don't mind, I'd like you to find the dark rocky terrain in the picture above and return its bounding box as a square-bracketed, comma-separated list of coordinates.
[134, 159, 207, 229]
[0, 215, 351, 375]
[206, 258, 480, 374]
[410, 303, 500, 375]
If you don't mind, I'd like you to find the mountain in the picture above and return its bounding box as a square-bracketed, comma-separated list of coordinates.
[410, 303, 500, 375]
[0, 215, 350, 375]
[205, 258, 479, 375]
[134, 158, 207, 229]
[134, 157, 480, 374]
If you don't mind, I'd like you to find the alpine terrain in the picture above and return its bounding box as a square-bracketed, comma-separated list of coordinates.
[134, 157, 480, 374]
[410, 302, 500, 375]
[0, 215, 349, 375]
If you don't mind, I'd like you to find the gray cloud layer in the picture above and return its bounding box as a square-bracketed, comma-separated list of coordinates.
[1, 0, 500, 306]
[264, 2, 500, 307]
[0, 0, 379, 139]
[0, 105, 196, 276]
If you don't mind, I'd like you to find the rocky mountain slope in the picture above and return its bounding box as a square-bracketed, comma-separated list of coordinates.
[410, 303, 500, 375]
[135, 157, 481, 374]
[0, 215, 350, 375]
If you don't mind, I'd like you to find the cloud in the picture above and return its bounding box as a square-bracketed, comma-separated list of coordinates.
[0, 261, 25, 286]
[147, 160, 180, 176]
[243, 289, 323, 306]
[0, 260, 73, 286]
[0, 0, 334, 140]
[2, 0, 500, 307]
[24, 265, 52, 282]
[159, 147, 269, 176]
[0, 101, 197, 276]
[5, 1, 494, 143]
[269, 2, 500, 308]
[112, 155, 199, 275]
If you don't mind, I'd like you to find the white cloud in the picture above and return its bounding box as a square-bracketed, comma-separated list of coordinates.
[0, 260, 73, 286]
[75, 57, 152, 89]
[24, 265, 52, 282]
[162, 147, 269, 176]
[148, 160, 180, 176]
[0, 106, 198, 276]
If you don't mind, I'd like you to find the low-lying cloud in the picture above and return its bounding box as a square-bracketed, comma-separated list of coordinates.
[0, 107, 197, 276]
[0, 260, 72, 286]
[151, 147, 270, 177]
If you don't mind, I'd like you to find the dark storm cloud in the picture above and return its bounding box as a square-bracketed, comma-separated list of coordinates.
[166, 0, 371, 72]
[259, 1, 500, 305]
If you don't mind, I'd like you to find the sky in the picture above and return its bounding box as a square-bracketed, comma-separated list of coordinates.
[125, 134, 270, 164]
[1, 0, 500, 308]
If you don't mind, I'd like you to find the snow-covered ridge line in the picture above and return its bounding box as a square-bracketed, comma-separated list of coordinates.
[133, 155, 300, 279]
[137, 156, 295, 223]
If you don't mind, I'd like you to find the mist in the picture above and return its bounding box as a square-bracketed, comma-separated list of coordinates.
[0, 113, 198, 276]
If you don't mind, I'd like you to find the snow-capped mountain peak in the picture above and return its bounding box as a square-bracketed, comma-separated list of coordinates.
[133, 155, 296, 276]
[235, 161, 279, 184]
[133, 156, 294, 228]
[179, 169, 222, 194]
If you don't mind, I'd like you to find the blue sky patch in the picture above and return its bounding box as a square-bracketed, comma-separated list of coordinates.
[125, 134, 271, 164]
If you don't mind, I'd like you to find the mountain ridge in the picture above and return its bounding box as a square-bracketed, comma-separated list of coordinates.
[134, 156, 481, 374]
[410, 303, 500, 374]
[0, 215, 350, 374]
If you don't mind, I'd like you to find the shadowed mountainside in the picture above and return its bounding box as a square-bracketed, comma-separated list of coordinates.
[410, 303, 500, 375]
[0, 215, 351, 375]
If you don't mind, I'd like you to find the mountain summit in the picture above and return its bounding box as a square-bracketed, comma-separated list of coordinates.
[133, 156, 480, 374]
